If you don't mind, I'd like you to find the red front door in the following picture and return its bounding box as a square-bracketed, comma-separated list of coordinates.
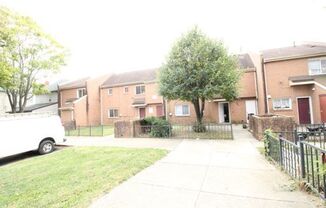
[156, 105, 163, 117]
[139, 108, 146, 119]
[320, 95, 326, 122]
[298, 98, 311, 124]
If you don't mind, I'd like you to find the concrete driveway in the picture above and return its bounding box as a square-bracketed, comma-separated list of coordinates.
[86, 125, 321, 208]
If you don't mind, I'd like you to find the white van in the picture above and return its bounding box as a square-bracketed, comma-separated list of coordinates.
[0, 112, 65, 158]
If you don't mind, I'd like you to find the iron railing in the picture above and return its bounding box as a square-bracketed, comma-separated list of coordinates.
[296, 123, 326, 133]
[300, 142, 326, 199]
[276, 128, 326, 150]
[65, 125, 114, 136]
[265, 132, 326, 199]
[135, 123, 233, 139]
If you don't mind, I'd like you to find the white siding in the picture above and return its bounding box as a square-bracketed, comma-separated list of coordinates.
[0, 92, 11, 114]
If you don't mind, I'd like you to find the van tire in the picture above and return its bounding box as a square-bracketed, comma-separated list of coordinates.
[38, 140, 55, 155]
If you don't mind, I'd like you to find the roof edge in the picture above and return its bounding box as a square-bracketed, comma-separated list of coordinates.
[101, 80, 157, 89]
[264, 52, 326, 63]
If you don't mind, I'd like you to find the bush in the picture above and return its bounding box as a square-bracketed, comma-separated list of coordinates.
[140, 117, 171, 137]
[192, 122, 206, 132]
[263, 129, 276, 156]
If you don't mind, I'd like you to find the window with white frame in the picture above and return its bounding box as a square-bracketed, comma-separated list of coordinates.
[272, 98, 292, 110]
[175, 104, 190, 116]
[124, 87, 128, 93]
[108, 88, 113, 95]
[135, 85, 145, 95]
[108, 109, 119, 118]
[308, 59, 326, 75]
[77, 88, 86, 98]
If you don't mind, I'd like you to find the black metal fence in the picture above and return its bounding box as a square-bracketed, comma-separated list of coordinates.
[65, 125, 114, 136]
[301, 142, 326, 199]
[265, 132, 326, 199]
[276, 126, 326, 150]
[135, 123, 233, 139]
[296, 123, 326, 133]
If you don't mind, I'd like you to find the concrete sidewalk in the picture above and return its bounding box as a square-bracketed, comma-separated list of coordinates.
[89, 125, 320, 208]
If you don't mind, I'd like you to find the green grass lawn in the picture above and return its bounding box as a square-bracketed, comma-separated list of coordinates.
[0, 147, 168, 208]
[65, 125, 114, 136]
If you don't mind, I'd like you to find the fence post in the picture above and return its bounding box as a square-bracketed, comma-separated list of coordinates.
[294, 129, 298, 144]
[279, 135, 283, 166]
[299, 142, 306, 178]
[78, 126, 80, 136]
[230, 123, 234, 139]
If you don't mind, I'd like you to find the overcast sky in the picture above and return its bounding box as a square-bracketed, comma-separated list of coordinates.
[1, 0, 326, 80]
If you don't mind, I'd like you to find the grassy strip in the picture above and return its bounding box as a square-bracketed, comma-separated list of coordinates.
[0, 147, 167, 208]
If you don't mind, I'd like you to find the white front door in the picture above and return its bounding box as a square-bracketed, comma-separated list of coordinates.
[245, 100, 257, 122]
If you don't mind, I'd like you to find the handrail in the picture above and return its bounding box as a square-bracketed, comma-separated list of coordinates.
[300, 141, 326, 153]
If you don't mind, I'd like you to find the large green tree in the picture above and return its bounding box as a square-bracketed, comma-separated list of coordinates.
[159, 27, 240, 127]
[0, 7, 66, 113]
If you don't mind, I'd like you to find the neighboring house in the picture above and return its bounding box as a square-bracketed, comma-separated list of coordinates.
[58, 75, 110, 127]
[166, 53, 263, 124]
[0, 88, 11, 114]
[261, 43, 326, 124]
[1, 83, 59, 115]
[23, 80, 65, 114]
[100, 69, 164, 125]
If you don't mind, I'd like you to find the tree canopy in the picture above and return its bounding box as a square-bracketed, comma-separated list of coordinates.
[159, 27, 240, 125]
[0, 7, 67, 113]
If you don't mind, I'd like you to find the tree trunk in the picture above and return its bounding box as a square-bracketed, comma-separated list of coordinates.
[192, 98, 205, 124]
[6, 90, 17, 113]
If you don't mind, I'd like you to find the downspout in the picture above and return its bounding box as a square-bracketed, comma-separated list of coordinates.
[261, 56, 269, 114]
[253, 69, 259, 114]
[57, 84, 61, 116]
[85, 81, 89, 125]
[100, 87, 103, 125]
[164, 98, 168, 121]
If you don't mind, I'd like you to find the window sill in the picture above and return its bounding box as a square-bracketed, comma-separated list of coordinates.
[272, 108, 292, 111]
[175, 115, 190, 117]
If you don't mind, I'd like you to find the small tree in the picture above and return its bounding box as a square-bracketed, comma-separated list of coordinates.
[0, 7, 66, 113]
[159, 27, 240, 130]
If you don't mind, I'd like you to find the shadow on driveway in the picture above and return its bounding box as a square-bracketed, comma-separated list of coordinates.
[0, 146, 65, 166]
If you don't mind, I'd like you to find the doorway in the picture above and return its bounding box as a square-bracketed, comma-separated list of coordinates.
[219, 102, 230, 123]
[297, 97, 312, 124]
[245, 100, 257, 122]
[139, 108, 146, 119]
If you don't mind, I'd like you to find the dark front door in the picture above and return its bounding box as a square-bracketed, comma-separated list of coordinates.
[298, 98, 311, 124]
[320, 95, 326, 122]
[223, 103, 230, 123]
[139, 108, 146, 119]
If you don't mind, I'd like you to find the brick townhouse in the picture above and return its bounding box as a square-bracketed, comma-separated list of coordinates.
[97, 54, 263, 125]
[100, 69, 164, 125]
[166, 53, 264, 124]
[58, 44, 326, 126]
[58, 75, 110, 127]
[261, 43, 326, 124]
